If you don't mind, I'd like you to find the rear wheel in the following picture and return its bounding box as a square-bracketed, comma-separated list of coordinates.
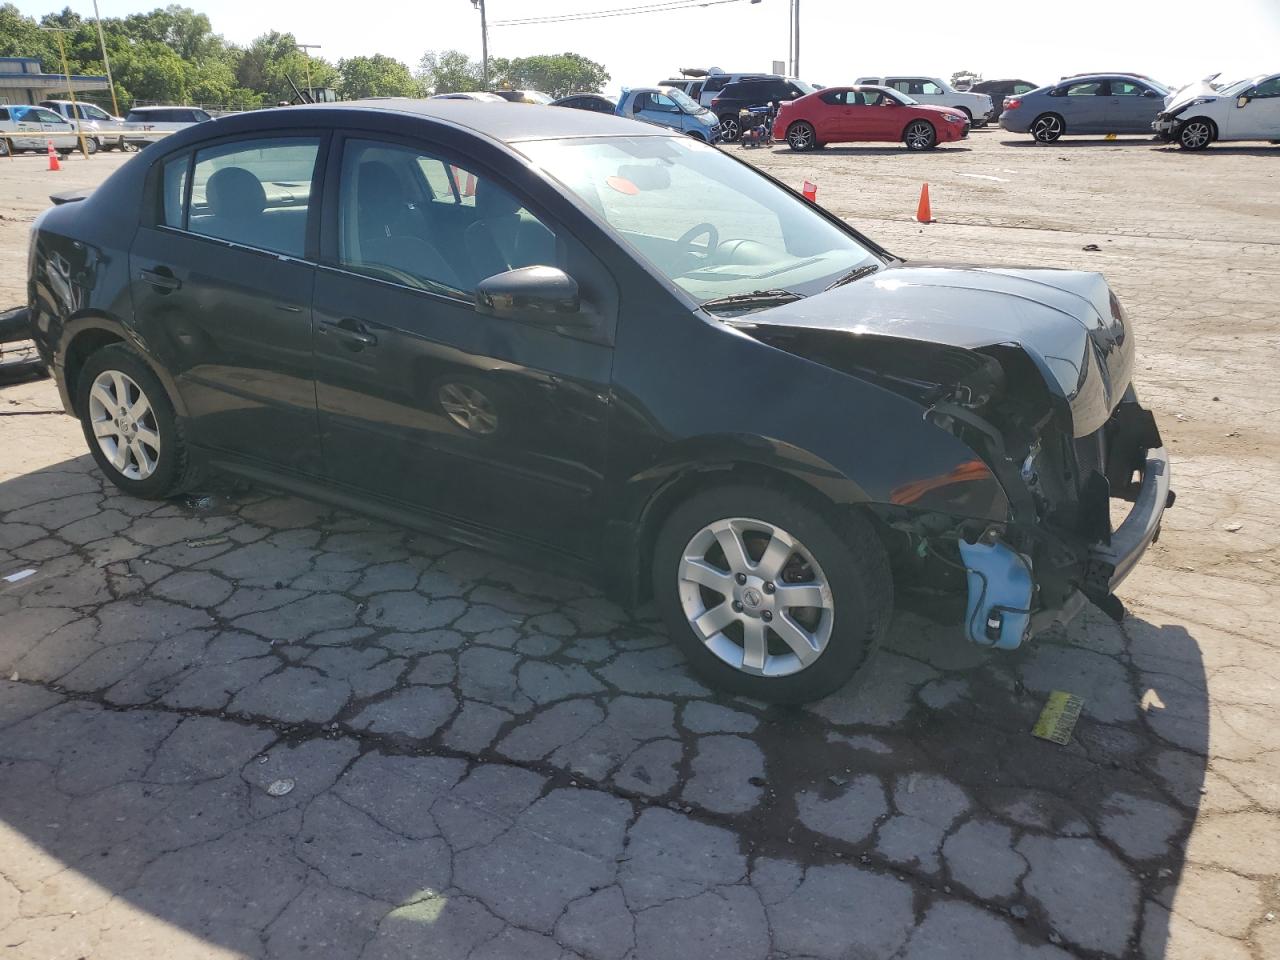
[652, 485, 892, 703]
[75, 345, 192, 499]
[1178, 118, 1215, 150]
[0, 138, 9, 158]
[786, 120, 817, 151]
[1031, 113, 1064, 142]
[718, 115, 741, 142]
[904, 119, 937, 150]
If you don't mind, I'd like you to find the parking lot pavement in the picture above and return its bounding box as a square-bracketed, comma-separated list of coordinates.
[2, 136, 1278, 959]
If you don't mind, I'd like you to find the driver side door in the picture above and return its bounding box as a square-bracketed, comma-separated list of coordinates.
[1225, 76, 1280, 139]
[635, 91, 685, 132]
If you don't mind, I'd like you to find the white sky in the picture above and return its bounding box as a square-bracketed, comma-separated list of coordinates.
[17, 0, 1280, 96]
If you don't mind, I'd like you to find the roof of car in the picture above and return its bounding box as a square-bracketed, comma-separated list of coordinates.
[285, 97, 667, 142]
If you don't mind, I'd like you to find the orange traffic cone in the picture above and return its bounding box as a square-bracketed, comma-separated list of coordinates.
[46, 140, 61, 172]
[802, 180, 817, 202]
[915, 182, 933, 223]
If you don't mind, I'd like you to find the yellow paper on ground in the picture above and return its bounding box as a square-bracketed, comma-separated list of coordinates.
[1032, 691, 1084, 745]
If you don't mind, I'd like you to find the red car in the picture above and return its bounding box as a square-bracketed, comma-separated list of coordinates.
[773, 85, 970, 151]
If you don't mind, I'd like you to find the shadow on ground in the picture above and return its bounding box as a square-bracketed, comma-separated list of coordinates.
[0, 454, 1209, 959]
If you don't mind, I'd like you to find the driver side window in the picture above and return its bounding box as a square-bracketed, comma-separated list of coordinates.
[1251, 77, 1280, 98]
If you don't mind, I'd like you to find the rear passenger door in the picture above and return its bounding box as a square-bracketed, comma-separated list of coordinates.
[311, 135, 617, 556]
[129, 135, 325, 472]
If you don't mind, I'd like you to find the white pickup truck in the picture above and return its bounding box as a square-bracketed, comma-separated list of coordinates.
[855, 75, 995, 126]
[40, 99, 132, 153]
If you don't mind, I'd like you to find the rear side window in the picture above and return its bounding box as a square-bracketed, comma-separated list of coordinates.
[0, 108, 9, 122]
[163, 137, 320, 256]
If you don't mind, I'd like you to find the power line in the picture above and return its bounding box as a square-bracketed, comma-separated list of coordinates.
[490, 0, 758, 28]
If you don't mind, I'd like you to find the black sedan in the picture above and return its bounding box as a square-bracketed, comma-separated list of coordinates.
[26, 100, 1170, 702]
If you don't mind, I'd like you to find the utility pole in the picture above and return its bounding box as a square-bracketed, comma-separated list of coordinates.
[471, 0, 489, 89]
[90, 0, 120, 117]
[39, 25, 90, 157]
[791, 0, 800, 77]
[787, 0, 793, 76]
[296, 43, 320, 102]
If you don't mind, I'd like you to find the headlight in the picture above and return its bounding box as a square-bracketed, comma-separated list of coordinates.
[943, 113, 965, 123]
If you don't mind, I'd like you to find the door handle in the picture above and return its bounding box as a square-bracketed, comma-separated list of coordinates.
[319, 318, 377, 349]
[139, 267, 181, 292]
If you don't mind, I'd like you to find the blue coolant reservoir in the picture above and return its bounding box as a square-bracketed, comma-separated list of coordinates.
[958, 539, 1034, 650]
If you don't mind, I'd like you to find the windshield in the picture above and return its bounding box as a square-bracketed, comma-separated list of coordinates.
[79, 103, 112, 120]
[884, 89, 917, 105]
[791, 79, 816, 95]
[519, 135, 880, 310]
[667, 88, 703, 113]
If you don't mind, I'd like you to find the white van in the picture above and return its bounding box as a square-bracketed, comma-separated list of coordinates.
[0, 104, 79, 157]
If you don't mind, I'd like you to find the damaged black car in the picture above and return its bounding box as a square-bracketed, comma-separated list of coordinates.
[27, 101, 1170, 702]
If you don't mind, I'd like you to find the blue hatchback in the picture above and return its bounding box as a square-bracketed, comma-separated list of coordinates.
[616, 87, 721, 142]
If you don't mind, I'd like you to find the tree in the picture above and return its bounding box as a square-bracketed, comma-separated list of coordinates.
[337, 54, 420, 100]
[493, 52, 610, 98]
[417, 49, 482, 95]
[237, 31, 336, 103]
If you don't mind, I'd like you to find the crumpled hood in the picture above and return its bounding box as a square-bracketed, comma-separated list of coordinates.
[1164, 78, 1219, 111]
[741, 263, 1133, 436]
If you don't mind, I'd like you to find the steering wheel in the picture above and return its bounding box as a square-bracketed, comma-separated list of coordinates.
[676, 222, 719, 257]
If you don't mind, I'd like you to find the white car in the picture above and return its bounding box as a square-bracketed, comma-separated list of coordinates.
[40, 100, 131, 153]
[1154, 73, 1280, 149]
[123, 105, 213, 148]
[0, 104, 79, 157]
[856, 75, 994, 126]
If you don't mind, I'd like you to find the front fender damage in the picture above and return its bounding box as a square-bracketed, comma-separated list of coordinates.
[737, 321, 1169, 649]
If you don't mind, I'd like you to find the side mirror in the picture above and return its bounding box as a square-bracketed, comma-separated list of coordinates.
[1143, 89, 1159, 97]
[475, 266, 587, 327]
[1237, 95, 1251, 108]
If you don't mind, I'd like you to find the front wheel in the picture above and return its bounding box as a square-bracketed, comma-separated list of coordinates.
[0, 138, 9, 158]
[76, 345, 193, 499]
[652, 485, 893, 703]
[718, 115, 741, 142]
[904, 119, 937, 150]
[1178, 118, 1214, 150]
[1031, 113, 1064, 143]
[84, 136, 99, 155]
[786, 121, 817, 151]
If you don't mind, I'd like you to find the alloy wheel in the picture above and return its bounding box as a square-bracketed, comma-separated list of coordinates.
[905, 121, 935, 150]
[676, 516, 834, 677]
[87, 370, 161, 480]
[439, 382, 499, 435]
[719, 117, 741, 142]
[1180, 120, 1212, 150]
[787, 122, 815, 150]
[1032, 115, 1063, 142]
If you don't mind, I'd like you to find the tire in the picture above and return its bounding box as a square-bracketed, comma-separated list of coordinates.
[1178, 117, 1215, 150]
[903, 119, 937, 150]
[75, 344, 193, 499]
[786, 120, 817, 151]
[0, 138, 9, 158]
[84, 136, 99, 155]
[685, 130, 707, 142]
[57, 149, 72, 158]
[718, 114, 741, 142]
[651, 484, 893, 703]
[1031, 113, 1064, 143]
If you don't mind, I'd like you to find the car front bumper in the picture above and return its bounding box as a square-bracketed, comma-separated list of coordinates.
[1152, 116, 1180, 134]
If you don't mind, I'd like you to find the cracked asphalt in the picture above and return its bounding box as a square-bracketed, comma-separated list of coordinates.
[2, 134, 1278, 959]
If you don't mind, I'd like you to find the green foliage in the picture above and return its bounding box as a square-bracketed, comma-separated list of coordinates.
[417, 49, 484, 95]
[1, 7, 610, 114]
[494, 52, 610, 99]
[336, 54, 421, 100]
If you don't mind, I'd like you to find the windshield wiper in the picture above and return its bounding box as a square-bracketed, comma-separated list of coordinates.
[701, 289, 805, 313]
[824, 263, 881, 291]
